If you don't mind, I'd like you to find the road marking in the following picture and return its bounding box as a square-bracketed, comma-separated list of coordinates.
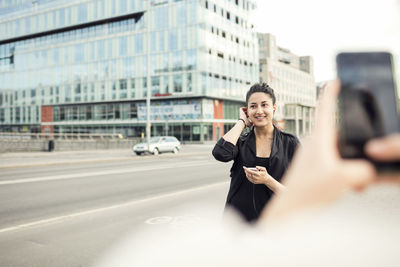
[0, 160, 214, 186]
[145, 215, 209, 228]
[145, 216, 173, 224]
[0, 181, 228, 234]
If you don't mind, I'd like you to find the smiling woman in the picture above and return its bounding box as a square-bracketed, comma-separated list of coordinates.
[212, 83, 300, 222]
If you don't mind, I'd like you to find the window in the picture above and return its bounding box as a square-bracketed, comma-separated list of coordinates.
[119, 36, 127, 56]
[130, 78, 136, 97]
[187, 49, 196, 70]
[100, 83, 105, 100]
[129, 103, 137, 118]
[151, 76, 160, 95]
[114, 104, 120, 119]
[172, 51, 182, 71]
[150, 54, 157, 74]
[162, 75, 169, 93]
[108, 39, 113, 58]
[72, 106, 78, 120]
[99, 105, 106, 119]
[59, 9, 65, 27]
[98, 39, 105, 60]
[74, 44, 84, 63]
[74, 83, 81, 101]
[173, 74, 182, 92]
[187, 73, 192, 92]
[154, 6, 168, 29]
[60, 107, 65, 120]
[177, 3, 187, 25]
[65, 85, 71, 102]
[150, 32, 156, 52]
[135, 34, 143, 54]
[120, 79, 127, 98]
[112, 81, 117, 99]
[86, 106, 92, 120]
[142, 77, 148, 97]
[15, 107, 20, 122]
[78, 3, 87, 23]
[168, 29, 178, 50]
[119, 0, 127, 14]
[159, 31, 165, 51]
[107, 104, 114, 119]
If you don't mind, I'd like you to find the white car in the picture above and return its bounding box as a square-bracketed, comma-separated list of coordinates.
[133, 136, 181, 155]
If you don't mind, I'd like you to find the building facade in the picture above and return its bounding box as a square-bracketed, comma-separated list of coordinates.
[258, 33, 316, 137]
[0, 0, 259, 142]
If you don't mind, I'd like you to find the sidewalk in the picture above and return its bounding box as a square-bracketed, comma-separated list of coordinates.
[0, 144, 214, 169]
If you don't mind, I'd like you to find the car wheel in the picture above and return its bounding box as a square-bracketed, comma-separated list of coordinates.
[153, 148, 159, 155]
[135, 152, 142, 156]
[173, 147, 179, 154]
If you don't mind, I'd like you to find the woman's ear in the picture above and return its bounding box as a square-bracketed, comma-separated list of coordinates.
[273, 104, 277, 113]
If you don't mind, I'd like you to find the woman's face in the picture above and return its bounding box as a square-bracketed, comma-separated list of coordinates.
[247, 92, 276, 127]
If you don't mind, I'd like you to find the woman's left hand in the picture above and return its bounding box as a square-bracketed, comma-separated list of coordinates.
[243, 166, 273, 185]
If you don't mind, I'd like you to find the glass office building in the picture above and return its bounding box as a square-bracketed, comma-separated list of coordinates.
[0, 0, 258, 141]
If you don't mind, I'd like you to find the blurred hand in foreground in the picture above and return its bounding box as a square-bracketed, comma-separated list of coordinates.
[365, 134, 400, 180]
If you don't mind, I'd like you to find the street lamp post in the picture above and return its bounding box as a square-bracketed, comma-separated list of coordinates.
[146, 1, 151, 151]
[165, 117, 169, 136]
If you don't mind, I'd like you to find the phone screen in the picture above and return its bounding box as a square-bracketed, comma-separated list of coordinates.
[337, 52, 400, 166]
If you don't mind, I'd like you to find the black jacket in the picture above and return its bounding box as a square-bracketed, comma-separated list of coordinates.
[212, 127, 299, 222]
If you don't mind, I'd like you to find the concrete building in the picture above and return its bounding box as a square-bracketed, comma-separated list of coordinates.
[0, 0, 259, 142]
[258, 33, 316, 137]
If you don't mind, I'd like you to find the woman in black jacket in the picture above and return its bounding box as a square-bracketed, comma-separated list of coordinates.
[212, 83, 299, 222]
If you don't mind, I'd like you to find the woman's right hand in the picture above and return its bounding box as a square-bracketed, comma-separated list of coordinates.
[239, 107, 252, 127]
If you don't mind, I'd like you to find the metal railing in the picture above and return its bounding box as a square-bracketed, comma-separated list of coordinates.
[0, 132, 125, 140]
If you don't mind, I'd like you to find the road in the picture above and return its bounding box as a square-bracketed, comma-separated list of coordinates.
[0, 146, 231, 267]
[2, 146, 400, 267]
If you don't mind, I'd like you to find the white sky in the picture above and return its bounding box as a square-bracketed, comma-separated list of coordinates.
[253, 0, 400, 82]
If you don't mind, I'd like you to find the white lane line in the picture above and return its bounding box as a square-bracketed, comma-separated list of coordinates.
[0, 181, 229, 234]
[0, 160, 213, 186]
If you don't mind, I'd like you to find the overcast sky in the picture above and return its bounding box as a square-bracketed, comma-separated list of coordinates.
[253, 0, 400, 82]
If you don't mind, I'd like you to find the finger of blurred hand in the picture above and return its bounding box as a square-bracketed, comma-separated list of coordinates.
[313, 80, 340, 146]
[314, 81, 339, 128]
[339, 160, 376, 188]
[365, 134, 400, 161]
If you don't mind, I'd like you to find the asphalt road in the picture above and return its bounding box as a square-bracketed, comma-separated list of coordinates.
[2, 146, 400, 267]
[0, 146, 231, 267]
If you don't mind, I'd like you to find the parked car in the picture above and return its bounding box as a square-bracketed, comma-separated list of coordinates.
[132, 136, 181, 155]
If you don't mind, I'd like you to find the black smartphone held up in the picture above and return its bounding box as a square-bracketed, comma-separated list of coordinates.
[336, 52, 400, 172]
